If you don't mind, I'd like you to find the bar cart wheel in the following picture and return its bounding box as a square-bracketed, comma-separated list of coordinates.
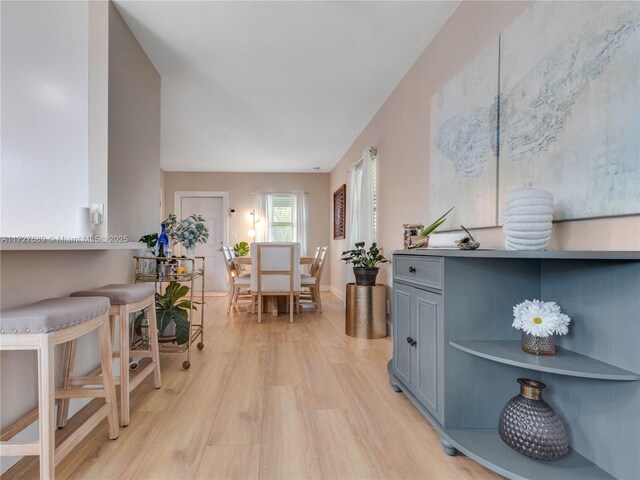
[197, 342, 204, 350]
[182, 361, 191, 370]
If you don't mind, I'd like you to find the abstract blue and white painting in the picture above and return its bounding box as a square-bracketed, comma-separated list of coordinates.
[498, 2, 640, 221]
[429, 38, 499, 229]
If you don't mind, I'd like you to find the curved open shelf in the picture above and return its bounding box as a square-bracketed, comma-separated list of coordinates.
[442, 428, 614, 480]
[449, 340, 640, 381]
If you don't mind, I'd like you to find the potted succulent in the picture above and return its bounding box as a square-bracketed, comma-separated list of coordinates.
[340, 242, 388, 286]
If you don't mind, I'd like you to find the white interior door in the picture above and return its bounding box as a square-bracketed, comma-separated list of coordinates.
[180, 196, 226, 292]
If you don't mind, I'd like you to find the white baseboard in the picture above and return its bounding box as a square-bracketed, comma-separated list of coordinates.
[329, 286, 345, 302]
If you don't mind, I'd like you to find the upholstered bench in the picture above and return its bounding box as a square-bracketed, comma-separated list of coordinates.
[67, 284, 161, 427]
[0, 297, 119, 479]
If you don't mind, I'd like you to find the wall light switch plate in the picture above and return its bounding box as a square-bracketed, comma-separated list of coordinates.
[91, 203, 104, 224]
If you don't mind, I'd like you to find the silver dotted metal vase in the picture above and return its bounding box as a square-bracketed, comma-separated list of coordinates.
[498, 378, 569, 460]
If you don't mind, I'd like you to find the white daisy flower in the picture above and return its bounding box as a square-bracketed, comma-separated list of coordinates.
[512, 299, 571, 337]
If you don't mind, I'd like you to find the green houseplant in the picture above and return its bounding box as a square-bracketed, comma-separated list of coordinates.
[154, 281, 199, 345]
[340, 242, 388, 286]
[233, 241, 250, 257]
[139, 233, 158, 249]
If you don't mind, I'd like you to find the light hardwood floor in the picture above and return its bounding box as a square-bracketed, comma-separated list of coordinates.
[4, 294, 498, 480]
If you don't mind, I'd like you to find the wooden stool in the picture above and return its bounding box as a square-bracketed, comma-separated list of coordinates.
[67, 284, 161, 427]
[0, 297, 119, 479]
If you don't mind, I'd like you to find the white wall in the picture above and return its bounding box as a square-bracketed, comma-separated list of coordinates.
[329, 1, 640, 295]
[107, 2, 161, 240]
[1, 1, 90, 237]
[0, 2, 161, 474]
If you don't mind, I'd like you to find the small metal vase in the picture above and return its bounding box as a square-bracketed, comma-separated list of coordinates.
[498, 378, 569, 461]
[521, 332, 556, 356]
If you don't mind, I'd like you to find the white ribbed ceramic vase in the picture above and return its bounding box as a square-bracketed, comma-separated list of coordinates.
[502, 188, 553, 251]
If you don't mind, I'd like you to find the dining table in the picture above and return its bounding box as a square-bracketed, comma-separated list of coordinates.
[233, 256, 315, 266]
[232, 255, 315, 316]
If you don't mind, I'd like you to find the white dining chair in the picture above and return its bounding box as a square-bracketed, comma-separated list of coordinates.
[301, 246, 327, 312]
[250, 242, 301, 323]
[222, 246, 251, 313]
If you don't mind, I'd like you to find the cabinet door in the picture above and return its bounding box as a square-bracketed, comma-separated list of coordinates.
[392, 283, 413, 387]
[413, 288, 441, 418]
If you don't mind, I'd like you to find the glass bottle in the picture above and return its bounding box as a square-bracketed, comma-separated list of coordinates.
[157, 224, 169, 279]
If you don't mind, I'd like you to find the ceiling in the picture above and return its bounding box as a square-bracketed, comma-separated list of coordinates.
[114, 1, 458, 173]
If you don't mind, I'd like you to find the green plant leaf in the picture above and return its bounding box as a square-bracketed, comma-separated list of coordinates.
[139, 233, 158, 248]
[419, 207, 455, 236]
[174, 310, 190, 345]
[157, 309, 173, 333]
[233, 241, 250, 256]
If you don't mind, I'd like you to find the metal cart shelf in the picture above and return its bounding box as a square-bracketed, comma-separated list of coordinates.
[134, 256, 205, 369]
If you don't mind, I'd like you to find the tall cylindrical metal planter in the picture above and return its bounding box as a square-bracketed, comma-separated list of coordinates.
[345, 283, 387, 339]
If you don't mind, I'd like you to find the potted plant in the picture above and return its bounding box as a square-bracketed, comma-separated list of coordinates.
[139, 233, 158, 250]
[233, 241, 250, 257]
[163, 213, 210, 258]
[137, 233, 159, 274]
[411, 207, 454, 248]
[340, 242, 388, 286]
[512, 299, 571, 356]
[153, 281, 200, 344]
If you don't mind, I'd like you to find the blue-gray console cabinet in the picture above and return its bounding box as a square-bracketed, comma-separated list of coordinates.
[388, 250, 640, 480]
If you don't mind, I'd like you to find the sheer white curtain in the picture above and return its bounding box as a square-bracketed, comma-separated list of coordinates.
[345, 148, 375, 284]
[292, 191, 307, 255]
[255, 191, 271, 242]
[254, 191, 307, 254]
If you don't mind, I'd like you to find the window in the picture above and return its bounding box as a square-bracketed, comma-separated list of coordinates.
[256, 191, 307, 252]
[269, 194, 294, 242]
[351, 154, 378, 243]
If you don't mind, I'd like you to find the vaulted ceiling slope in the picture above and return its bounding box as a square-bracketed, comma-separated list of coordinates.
[114, 1, 458, 172]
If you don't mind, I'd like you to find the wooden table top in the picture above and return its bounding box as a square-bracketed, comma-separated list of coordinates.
[234, 256, 314, 265]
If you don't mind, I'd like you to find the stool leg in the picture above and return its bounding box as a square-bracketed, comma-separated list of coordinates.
[37, 335, 55, 479]
[147, 305, 162, 389]
[98, 315, 119, 439]
[118, 305, 130, 427]
[56, 339, 77, 428]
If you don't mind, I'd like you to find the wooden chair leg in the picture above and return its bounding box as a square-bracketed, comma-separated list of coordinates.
[37, 336, 55, 479]
[232, 287, 240, 312]
[227, 288, 233, 314]
[98, 316, 119, 439]
[56, 338, 77, 428]
[315, 286, 323, 313]
[258, 294, 262, 323]
[147, 305, 162, 389]
[118, 305, 130, 427]
[289, 293, 294, 323]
